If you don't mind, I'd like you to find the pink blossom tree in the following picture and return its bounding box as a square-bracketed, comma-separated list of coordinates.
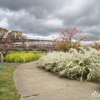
[88, 37, 100, 51]
[20, 35, 27, 47]
[0, 27, 28, 56]
[53, 26, 88, 52]
[0, 34, 14, 56]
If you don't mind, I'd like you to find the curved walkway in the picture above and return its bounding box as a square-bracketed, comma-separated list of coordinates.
[14, 61, 100, 100]
[0, 62, 23, 66]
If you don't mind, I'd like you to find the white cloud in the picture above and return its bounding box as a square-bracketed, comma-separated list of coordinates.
[55, 0, 86, 18]
[0, 18, 9, 28]
[0, 0, 100, 39]
[44, 19, 63, 27]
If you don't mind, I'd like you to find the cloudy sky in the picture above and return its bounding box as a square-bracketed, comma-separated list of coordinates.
[0, 0, 100, 40]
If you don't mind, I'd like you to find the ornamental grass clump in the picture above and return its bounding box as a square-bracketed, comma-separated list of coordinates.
[6, 52, 44, 63]
[38, 48, 100, 81]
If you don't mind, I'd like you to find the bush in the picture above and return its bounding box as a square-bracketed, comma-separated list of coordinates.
[6, 52, 44, 63]
[38, 47, 100, 81]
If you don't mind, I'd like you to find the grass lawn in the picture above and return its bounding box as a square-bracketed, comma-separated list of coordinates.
[0, 65, 20, 100]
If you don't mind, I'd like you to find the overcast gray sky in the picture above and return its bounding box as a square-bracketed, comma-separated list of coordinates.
[0, 0, 100, 39]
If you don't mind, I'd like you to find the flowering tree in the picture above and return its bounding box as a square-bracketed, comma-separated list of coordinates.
[0, 34, 14, 56]
[28, 40, 56, 52]
[53, 26, 88, 52]
[0, 27, 8, 43]
[88, 37, 100, 51]
[0, 27, 9, 53]
[0, 27, 28, 56]
[20, 35, 27, 47]
[89, 42, 100, 51]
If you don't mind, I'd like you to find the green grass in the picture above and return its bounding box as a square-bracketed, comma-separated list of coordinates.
[0, 65, 20, 100]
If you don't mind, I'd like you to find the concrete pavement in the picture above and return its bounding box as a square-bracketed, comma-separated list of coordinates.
[0, 62, 23, 66]
[13, 61, 100, 100]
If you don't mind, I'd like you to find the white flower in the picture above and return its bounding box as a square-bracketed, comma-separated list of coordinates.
[38, 48, 100, 81]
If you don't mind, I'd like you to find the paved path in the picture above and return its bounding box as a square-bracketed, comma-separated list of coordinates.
[14, 61, 100, 100]
[0, 62, 23, 66]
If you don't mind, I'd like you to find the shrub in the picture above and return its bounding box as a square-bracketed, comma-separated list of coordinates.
[6, 52, 44, 63]
[38, 47, 100, 81]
